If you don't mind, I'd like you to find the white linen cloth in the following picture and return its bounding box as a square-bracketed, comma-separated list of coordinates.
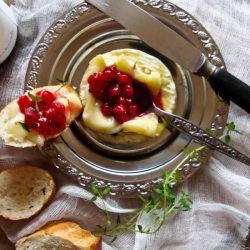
[0, 0, 250, 249]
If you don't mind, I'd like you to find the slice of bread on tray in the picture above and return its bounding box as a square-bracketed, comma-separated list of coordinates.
[0, 84, 82, 147]
[15, 221, 102, 250]
[0, 165, 55, 220]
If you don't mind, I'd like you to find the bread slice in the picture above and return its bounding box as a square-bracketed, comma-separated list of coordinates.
[0, 84, 82, 147]
[0, 165, 55, 220]
[15, 221, 102, 250]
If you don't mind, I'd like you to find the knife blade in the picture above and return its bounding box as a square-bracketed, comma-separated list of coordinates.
[86, 0, 250, 113]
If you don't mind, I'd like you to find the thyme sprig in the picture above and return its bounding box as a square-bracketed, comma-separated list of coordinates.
[90, 149, 196, 242]
[89, 122, 240, 242]
[15, 121, 30, 132]
[55, 79, 68, 92]
[206, 122, 241, 144]
[224, 122, 242, 144]
[28, 92, 42, 113]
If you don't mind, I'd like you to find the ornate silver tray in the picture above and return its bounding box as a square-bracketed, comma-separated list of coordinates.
[25, 0, 229, 197]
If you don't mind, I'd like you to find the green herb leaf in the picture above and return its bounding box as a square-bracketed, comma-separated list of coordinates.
[16, 121, 30, 132]
[90, 196, 97, 202]
[138, 195, 146, 202]
[28, 92, 42, 102]
[224, 134, 231, 144]
[183, 148, 194, 156]
[226, 122, 236, 131]
[102, 186, 111, 196]
[206, 128, 216, 135]
[153, 188, 163, 194]
[55, 81, 68, 92]
[27, 92, 42, 113]
[91, 183, 99, 195]
[56, 78, 65, 83]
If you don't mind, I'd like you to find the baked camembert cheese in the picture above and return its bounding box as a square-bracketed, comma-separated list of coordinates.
[0, 84, 82, 147]
[80, 49, 176, 138]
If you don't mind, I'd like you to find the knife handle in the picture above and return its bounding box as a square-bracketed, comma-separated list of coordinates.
[209, 68, 250, 113]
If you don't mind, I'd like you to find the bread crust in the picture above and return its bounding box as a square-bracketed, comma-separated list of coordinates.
[16, 221, 102, 250]
[0, 165, 56, 220]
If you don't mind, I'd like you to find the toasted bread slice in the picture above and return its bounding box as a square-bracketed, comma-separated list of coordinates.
[15, 221, 102, 250]
[0, 84, 82, 147]
[0, 165, 55, 220]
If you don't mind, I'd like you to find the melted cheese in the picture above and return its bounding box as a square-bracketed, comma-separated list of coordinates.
[83, 92, 121, 134]
[80, 49, 176, 137]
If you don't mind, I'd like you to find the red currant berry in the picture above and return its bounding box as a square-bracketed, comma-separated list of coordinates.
[40, 90, 55, 104]
[24, 107, 39, 126]
[128, 104, 139, 118]
[122, 84, 133, 98]
[108, 84, 121, 97]
[88, 72, 103, 85]
[35, 117, 49, 134]
[88, 72, 106, 100]
[30, 122, 40, 130]
[114, 113, 129, 124]
[103, 66, 117, 82]
[93, 89, 105, 101]
[35, 90, 43, 96]
[88, 74, 95, 86]
[115, 96, 127, 106]
[101, 103, 112, 117]
[114, 115, 123, 124]
[43, 107, 56, 119]
[47, 125, 58, 136]
[37, 101, 49, 112]
[46, 116, 66, 136]
[125, 98, 133, 106]
[121, 114, 129, 123]
[51, 101, 65, 114]
[53, 114, 66, 130]
[17, 95, 34, 113]
[113, 104, 127, 116]
[117, 73, 133, 85]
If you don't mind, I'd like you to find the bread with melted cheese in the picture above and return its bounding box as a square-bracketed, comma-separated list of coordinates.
[0, 84, 82, 147]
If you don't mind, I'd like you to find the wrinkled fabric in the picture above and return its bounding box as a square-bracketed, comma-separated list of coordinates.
[0, 0, 249, 249]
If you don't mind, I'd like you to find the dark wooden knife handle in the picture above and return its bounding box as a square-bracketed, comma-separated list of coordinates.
[209, 68, 250, 113]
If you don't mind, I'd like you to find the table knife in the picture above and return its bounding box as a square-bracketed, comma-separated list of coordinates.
[86, 0, 250, 113]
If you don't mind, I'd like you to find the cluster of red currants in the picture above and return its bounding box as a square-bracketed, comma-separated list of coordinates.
[17, 90, 66, 136]
[88, 66, 152, 124]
